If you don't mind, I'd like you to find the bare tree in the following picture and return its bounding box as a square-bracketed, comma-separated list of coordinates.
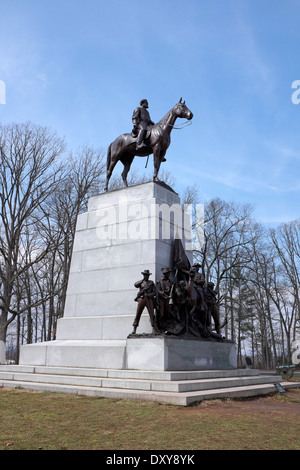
[238, 221, 300, 368]
[270, 220, 300, 327]
[0, 122, 65, 343]
[196, 198, 256, 285]
[246, 235, 280, 368]
[268, 220, 300, 361]
[30, 146, 106, 341]
[191, 198, 259, 341]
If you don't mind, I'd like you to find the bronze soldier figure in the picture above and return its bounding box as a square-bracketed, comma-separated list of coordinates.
[192, 264, 206, 308]
[192, 263, 202, 283]
[205, 281, 221, 335]
[132, 99, 155, 150]
[190, 265, 209, 333]
[173, 280, 189, 329]
[132, 269, 160, 335]
[156, 267, 173, 325]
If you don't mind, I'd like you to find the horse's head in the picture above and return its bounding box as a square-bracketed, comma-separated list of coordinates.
[175, 97, 193, 120]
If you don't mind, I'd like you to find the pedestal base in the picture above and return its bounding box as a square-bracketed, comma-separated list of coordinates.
[125, 336, 237, 371]
[20, 340, 127, 369]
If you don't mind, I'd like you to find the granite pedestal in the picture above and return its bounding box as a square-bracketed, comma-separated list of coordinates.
[125, 336, 237, 371]
[20, 182, 196, 369]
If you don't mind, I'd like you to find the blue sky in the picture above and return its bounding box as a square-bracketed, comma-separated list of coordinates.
[1, 0, 300, 226]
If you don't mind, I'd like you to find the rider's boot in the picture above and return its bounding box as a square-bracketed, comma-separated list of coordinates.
[136, 129, 147, 150]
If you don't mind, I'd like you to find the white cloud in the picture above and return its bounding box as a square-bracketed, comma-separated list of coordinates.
[37, 73, 49, 88]
[265, 141, 300, 160]
[231, 6, 277, 97]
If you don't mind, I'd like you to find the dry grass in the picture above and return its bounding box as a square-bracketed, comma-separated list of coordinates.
[1, 385, 300, 450]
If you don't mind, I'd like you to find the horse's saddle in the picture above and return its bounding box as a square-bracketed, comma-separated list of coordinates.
[131, 128, 151, 140]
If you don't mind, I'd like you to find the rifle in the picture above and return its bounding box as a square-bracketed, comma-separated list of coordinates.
[134, 283, 154, 302]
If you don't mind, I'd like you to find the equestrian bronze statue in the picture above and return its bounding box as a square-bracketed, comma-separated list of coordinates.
[104, 98, 193, 191]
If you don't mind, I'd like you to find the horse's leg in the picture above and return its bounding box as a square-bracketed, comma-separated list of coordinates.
[105, 157, 119, 191]
[105, 136, 130, 191]
[105, 143, 119, 191]
[153, 146, 162, 182]
[121, 155, 134, 188]
[104, 146, 111, 192]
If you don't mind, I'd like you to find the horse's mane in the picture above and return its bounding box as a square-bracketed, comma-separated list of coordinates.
[156, 105, 177, 127]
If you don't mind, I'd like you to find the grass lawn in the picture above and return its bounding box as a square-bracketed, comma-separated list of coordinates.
[1, 384, 300, 451]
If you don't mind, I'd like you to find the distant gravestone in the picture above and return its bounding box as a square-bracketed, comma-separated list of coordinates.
[0, 341, 6, 364]
[245, 356, 253, 367]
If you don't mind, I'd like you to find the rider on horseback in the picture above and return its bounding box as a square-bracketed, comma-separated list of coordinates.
[132, 99, 154, 150]
[105, 98, 193, 191]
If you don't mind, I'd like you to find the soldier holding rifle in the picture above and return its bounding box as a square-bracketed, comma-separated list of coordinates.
[156, 267, 173, 324]
[131, 270, 160, 335]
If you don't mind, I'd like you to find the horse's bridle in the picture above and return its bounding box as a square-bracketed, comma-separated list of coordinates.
[166, 120, 193, 130]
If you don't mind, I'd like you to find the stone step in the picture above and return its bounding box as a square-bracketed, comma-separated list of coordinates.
[1, 364, 299, 406]
[182, 382, 300, 406]
[0, 364, 261, 380]
[0, 368, 279, 393]
[0, 376, 299, 406]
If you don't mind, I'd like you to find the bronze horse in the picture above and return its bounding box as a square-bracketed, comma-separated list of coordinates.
[104, 99, 193, 191]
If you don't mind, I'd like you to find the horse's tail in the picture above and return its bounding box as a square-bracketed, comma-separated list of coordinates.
[107, 143, 112, 171]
